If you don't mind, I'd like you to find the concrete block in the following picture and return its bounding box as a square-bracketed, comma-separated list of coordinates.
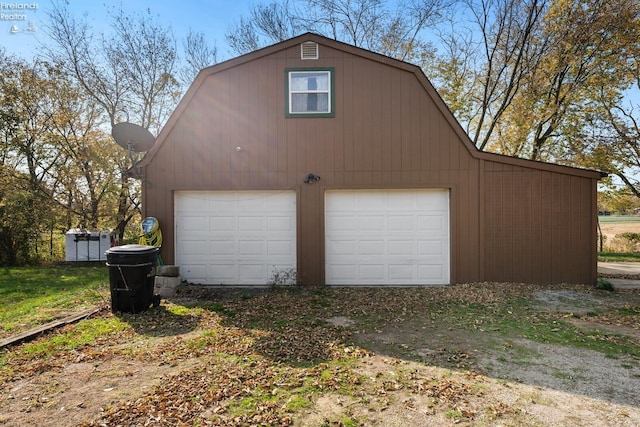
[154, 276, 181, 298]
[156, 265, 180, 277]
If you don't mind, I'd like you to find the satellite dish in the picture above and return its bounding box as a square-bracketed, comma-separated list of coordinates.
[111, 122, 155, 153]
[111, 122, 155, 178]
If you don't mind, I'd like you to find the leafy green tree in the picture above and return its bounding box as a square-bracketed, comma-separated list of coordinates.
[515, 0, 638, 161]
[0, 167, 41, 265]
[46, 71, 126, 231]
[0, 54, 64, 264]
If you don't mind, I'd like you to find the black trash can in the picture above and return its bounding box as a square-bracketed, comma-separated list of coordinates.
[105, 244, 160, 313]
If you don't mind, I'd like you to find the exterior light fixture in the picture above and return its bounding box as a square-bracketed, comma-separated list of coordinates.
[304, 173, 320, 184]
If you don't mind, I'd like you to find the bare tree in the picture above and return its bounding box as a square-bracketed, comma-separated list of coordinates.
[470, 0, 547, 152]
[180, 29, 219, 85]
[105, 7, 180, 133]
[225, 0, 451, 62]
[44, 1, 180, 134]
[226, 0, 300, 55]
[44, 2, 126, 128]
[303, 0, 387, 48]
[588, 78, 640, 200]
[432, 0, 639, 163]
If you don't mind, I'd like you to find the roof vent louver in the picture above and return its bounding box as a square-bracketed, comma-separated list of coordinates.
[301, 41, 319, 60]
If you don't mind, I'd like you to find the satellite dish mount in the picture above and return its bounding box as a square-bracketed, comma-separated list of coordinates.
[111, 122, 155, 178]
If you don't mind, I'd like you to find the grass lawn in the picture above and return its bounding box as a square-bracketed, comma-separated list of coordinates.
[598, 215, 640, 223]
[598, 252, 640, 262]
[0, 265, 109, 339]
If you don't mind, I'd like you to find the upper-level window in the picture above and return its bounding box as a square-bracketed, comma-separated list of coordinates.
[286, 68, 334, 117]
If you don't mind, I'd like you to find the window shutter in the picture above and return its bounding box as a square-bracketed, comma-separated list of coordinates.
[301, 42, 319, 60]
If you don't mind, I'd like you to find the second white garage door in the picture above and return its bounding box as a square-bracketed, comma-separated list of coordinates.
[325, 189, 450, 285]
[175, 191, 296, 285]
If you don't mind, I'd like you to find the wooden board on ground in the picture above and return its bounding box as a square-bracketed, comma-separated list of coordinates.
[0, 307, 101, 349]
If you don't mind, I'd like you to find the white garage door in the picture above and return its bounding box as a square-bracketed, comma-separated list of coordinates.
[325, 189, 450, 285]
[175, 191, 296, 285]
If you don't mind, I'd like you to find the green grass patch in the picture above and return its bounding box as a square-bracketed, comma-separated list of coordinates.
[437, 299, 640, 359]
[445, 408, 465, 421]
[598, 215, 640, 224]
[284, 395, 313, 411]
[0, 316, 129, 376]
[0, 266, 109, 338]
[613, 306, 640, 316]
[598, 252, 640, 262]
[16, 317, 128, 359]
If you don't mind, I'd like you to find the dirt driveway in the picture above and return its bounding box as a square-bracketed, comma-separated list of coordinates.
[1, 283, 640, 426]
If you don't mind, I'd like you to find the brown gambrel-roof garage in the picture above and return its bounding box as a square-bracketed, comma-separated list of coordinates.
[139, 33, 604, 287]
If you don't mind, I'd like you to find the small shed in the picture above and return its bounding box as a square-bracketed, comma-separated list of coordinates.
[138, 33, 604, 286]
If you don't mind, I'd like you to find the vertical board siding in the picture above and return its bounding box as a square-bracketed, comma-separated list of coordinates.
[482, 163, 596, 285]
[144, 39, 598, 286]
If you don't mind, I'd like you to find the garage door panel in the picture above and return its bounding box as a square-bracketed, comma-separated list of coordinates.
[266, 192, 295, 208]
[179, 239, 207, 255]
[209, 264, 236, 281]
[418, 264, 446, 281]
[360, 264, 384, 280]
[268, 216, 295, 232]
[359, 216, 385, 231]
[182, 264, 207, 282]
[416, 191, 448, 210]
[386, 191, 414, 207]
[211, 217, 236, 231]
[238, 240, 263, 255]
[326, 193, 356, 210]
[359, 240, 385, 255]
[329, 240, 356, 255]
[176, 191, 296, 285]
[179, 193, 209, 211]
[237, 197, 265, 210]
[327, 215, 357, 232]
[389, 264, 413, 280]
[358, 193, 389, 210]
[239, 265, 264, 282]
[238, 217, 264, 232]
[388, 216, 414, 231]
[326, 189, 449, 285]
[210, 240, 235, 255]
[418, 239, 446, 256]
[418, 215, 447, 232]
[267, 240, 295, 256]
[328, 264, 357, 281]
[388, 240, 413, 255]
[178, 216, 208, 231]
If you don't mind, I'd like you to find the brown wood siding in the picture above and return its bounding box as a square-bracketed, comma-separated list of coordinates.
[482, 161, 597, 284]
[142, 35, 600, 286]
